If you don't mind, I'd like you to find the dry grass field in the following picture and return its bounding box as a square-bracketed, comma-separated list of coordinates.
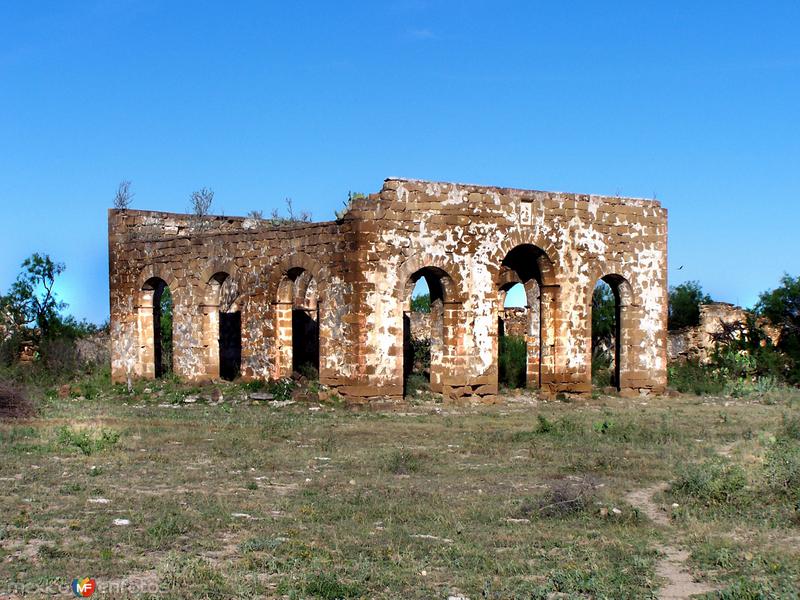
[1, 377, 799, 599]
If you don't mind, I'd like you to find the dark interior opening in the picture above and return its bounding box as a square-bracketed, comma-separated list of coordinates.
[402, 313, 413, 394]
[292, 308, 319, 375]
[219, 311, 242, 381]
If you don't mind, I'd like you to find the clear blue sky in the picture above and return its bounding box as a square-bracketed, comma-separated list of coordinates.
[1, 1, 798, 323]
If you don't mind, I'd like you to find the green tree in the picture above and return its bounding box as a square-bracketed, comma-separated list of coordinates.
[159, 287, 173, 375]
[410, 293, 431, 313]
[2, 253, 67, 338]
[756, 274, 800, 340]
[592, 281, 615, 349]
[756, 273, 800, 383]
[669, 281, 712, 330]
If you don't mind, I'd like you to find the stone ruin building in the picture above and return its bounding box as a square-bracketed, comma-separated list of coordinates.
[109, 178, 668, 402]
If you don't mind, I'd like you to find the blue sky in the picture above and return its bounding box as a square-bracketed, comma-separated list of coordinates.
[1, 1, 798, 322]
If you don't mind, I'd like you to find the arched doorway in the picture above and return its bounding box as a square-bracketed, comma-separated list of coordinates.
[497, 281, 534, 388]
[402, 266, 452, 396]
[276, 267, 319, 378]
[496, 244, 555, 389]
[205, 272, 242, 381]
[590, 274, 633, 391]
[141, 277, 172, 378]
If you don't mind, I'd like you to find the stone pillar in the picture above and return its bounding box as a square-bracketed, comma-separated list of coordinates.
[539, 284, 560, 393]
[429, 299, 444, 392]
[201, 303, 220, 380]
[274, 301, 293, 379]
[135, 290, 156, 379]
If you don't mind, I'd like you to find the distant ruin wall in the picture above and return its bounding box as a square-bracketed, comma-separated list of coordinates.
[668, 303, 780, 363]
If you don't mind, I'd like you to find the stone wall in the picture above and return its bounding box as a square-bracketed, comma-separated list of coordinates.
[109, 177, 668, 402]
[668, 303, 780, 363]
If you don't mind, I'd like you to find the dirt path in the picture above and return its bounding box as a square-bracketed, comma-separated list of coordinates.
[625, 484, 715, 599]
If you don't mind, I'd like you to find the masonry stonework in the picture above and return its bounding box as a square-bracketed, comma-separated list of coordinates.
[109, 178, 668, 402]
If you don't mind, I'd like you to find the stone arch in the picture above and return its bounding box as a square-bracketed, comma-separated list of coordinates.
[265, 252, 328, 303]
[397, 257, 462, 396]
[494, 243, 559, 390]
[199, 267, 243, 381]
[488, 230, 560, 288]
[586, 270, 638, 392]
[395, 254, 465, 309]
[136, 272, 176, 379]
[266, 253, 326, 379]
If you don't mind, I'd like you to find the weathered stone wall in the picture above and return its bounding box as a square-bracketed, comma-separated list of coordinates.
[500, 307, 531, 338]
[408, 312, 432, 340]
[668, 303, 780, 363]
[109, 177, 668, 401]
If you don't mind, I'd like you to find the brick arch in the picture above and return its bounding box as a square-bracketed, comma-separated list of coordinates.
[586, 266, 639, 308]
[395, 253, 465, 306]
[488, 230, 560, 288]
[136, 264, 182, 302]
[265, 252, 328, 303]
[265, 252, 326, 379]
[194, 261, 244, 382]
[396, 254, 464, 395]
[197, 260, 239, 288]
[585, 270, 640, 393]
[134, 264, 182, 380]
[487, 237, 561, 391]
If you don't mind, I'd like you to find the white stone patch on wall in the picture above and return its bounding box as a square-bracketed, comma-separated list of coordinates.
[630, 247, 665, 371]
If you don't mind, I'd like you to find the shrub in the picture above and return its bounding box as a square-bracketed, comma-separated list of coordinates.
[671, 458, 747, 505]
[383, 448, 424, 475]
[763, 438, 800, 495]
[668, 360, 725, 395]
[522, 479, 596, 518]
[39, 337, 81, 376]
[499, 335, 526, 389]
[591, 348, 613, 388]
[0, 380, 35, 419]
[0, 331, 22, 367]
[57, 426, 120, 456]
[781, 414, 800, 440]
[410, 337, 431, 373]
[148, 508, 193, 546]
[304, 572, 362, 599]
[404, 373, 429, 398]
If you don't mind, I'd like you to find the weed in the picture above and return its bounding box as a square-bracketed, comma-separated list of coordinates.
[158, 552, 230, 597]
[535, 479, 596, 517]
[671, 458, 747, 505]
[763, 438, 800, 495]
[147, 507, 192, 547]
[668, 360, 725, 395]
[383, 448, 424, 475]
[239, 536, 282, 553]
[781, 413, 800, 440]
[404, 373, 429, 398]
[57, 426, 120, 455]
[535, 414, 555, 434]
[304, 572, 362, 599]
